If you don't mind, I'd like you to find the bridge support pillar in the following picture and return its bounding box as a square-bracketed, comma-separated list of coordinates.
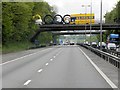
[52, 35, 57, 45]
[30, 28, 42, 43]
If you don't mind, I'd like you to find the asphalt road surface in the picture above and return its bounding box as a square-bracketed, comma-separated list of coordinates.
[1, 45, 118, 88]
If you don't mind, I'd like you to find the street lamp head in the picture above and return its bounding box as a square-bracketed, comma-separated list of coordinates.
[82, 5, 91, 7]
[88, 5, 91, 7]
[82, 5, 85, 7]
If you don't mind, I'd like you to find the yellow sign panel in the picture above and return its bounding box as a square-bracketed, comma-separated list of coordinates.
[70, 13, 95, 25]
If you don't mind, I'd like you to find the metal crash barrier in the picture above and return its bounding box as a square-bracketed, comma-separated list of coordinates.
[80, 44, 120, 68]
[103, 49, 120, 58]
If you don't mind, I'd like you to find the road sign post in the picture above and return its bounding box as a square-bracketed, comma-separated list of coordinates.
[82, 5, 90, 43]
[100, 0, 103, 51]
[90, 0, 92, 46]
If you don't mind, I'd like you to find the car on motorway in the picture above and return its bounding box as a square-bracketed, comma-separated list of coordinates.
[98, 42, 106, 49]
[88, 42, 91, 46]
[63, 43, 69, 45]
[70, 42, 75, 45]
[107, 43, 117, 51]
[91, 42, 97, 48]
[84, 41, 89, 46]
[116, 45, 119, 48]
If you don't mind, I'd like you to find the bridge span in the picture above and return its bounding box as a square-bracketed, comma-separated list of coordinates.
[52, 31, 106, 35]
[39, 24, 120, 31]
[30, 24, 120, 42]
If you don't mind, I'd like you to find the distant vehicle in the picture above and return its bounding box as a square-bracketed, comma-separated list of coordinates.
[70, 13, 95, 25]
[107, 43, 117, 51]
[107, 34, 120, 46]
[91, 42, 97, 48]
[53, 43, 57, 45]
[88, 42, 91, 46]
[64, 43, 69, 45]
[116, 45, 119, 48]
[98, 42, 106, 49]
[70, 42, 74, 45]
[84, 41, 89, 45]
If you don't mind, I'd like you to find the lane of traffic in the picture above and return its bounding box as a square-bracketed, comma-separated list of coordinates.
[2, 46, 62, 88]
[24, 46, 111, 88]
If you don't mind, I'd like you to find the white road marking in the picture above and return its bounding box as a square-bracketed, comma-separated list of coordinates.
[45, 63, 49, 66]
[50, 59, 53, 61]
[78, 47, 117, 88]
[53, 56, 56, 58]
[38, 69, 43, 72]
[0, 48, 51, 65]
[24, 80, 31, 86]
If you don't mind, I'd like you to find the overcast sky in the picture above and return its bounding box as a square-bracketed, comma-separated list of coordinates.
[44, 0, 118, 21]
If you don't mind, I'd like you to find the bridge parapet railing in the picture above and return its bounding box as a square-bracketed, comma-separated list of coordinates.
[80, 44, 120, 68]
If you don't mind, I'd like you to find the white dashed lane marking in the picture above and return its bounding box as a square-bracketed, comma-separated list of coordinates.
[24, 80, 31, 86]
[50, 59, 53, 61]
[23, 49, 62, 86]
[38, 69, 43, 73]
[45, 63, 49, 66]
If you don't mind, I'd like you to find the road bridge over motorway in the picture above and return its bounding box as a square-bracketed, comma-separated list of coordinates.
[39, 24, 120, 31]
[30, 24, 120, 42]
[52, 31, 106, 35]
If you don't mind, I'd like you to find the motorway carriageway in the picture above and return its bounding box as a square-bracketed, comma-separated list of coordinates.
[1, 45, 118, 88]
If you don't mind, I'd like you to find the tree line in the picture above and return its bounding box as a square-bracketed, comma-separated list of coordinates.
[98, 1, 120, 42]
[2, 1, 56, 45]
[104, 1, 120, 33]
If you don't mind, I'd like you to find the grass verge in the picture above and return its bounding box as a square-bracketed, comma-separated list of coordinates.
[2, 41, 33, 54]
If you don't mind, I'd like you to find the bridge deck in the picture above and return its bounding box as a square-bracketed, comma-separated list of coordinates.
[39, 24, 120, 31]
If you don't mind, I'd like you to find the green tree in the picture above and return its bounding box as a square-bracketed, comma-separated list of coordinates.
[100, 1, 120, 42]
[2, 2, 57, 46]
[11, 3, 33, 41]
[2, 2, 14, 44]
[32, 2, 56, 44]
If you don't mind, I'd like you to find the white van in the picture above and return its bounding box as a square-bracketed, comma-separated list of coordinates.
[107, 43, 116, 51]
[98, 42, 106, 49]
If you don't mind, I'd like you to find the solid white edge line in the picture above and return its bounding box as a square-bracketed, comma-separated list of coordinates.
[38, 69, 43, 72]
[0, 48, 51, 65]
[78, 47, 118, 88]
[45, 63, 49, 66]
[24, 80, 31, 86]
